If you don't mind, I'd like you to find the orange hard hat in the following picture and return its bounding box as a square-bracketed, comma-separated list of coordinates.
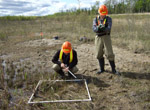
[62, 41, 72, 53]
[98, 5, 108, 15]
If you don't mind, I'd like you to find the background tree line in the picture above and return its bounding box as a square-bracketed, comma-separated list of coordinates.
[57, 0, 150, 15]
[105, 0, 150, 14]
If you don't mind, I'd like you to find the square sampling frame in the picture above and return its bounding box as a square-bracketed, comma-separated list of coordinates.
[28, 79, 91, 104]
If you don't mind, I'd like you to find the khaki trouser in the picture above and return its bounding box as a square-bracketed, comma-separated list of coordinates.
[95, 35, 115, 61]
[52, 64, 78, 73]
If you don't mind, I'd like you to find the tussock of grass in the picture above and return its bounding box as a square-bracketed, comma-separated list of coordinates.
[32, 80, 88, 102]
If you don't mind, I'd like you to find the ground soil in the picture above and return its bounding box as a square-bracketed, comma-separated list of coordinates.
[0, 38, 150, 110]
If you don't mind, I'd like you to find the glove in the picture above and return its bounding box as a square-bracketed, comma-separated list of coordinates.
[97, 24, 105, 31]
[101, 26, 106, 31]
[97, 24, 103, 29]
[99, 24, 104, 28]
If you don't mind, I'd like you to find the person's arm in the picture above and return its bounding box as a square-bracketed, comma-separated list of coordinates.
[93, 17, 99, 33]
[52, 50, 61, 66]
[105, 17, 112, 33]
[69, 50, 78, 69]
[93, 17, 106, 34]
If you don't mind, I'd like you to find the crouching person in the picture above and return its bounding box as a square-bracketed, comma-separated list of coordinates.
[52, 41, 78, 79]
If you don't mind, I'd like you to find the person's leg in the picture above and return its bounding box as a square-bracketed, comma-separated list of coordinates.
[95, 36, 105, 74]
[97, 57, 105, 74]
[52, 64, 65, 77]
[70, 66, 78, 73]
[95, 36, 104, 59]
[109, 60, 120, 75]
[103, 35, 115, 61]
[103, 35, 120, 75]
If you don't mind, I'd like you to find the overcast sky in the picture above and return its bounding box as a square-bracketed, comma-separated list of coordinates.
[0, 0, 105, 16]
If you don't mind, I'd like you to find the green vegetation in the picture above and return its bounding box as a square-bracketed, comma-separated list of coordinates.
[0, 32, 8, 41]
[105, 0, 150, 14]
[0, 16, 37, 21]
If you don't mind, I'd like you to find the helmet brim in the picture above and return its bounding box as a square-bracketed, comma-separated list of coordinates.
[63, 49, 71, 53]
[100, 13, 108, 15]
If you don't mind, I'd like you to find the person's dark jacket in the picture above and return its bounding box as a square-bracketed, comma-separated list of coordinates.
[93, 16, 112, 36]
[52, 49, 78, 69]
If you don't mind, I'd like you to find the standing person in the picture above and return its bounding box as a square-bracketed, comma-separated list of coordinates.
[93, 5, 120, 75]
[52, 41, 78, 78]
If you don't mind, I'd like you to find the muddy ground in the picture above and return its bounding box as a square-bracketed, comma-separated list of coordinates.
[0, 38, 150, 110]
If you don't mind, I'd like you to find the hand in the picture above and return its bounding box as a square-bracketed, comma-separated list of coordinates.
[99, 24, 104, 28]
[61, 63, 65, 69]
[62, 67, 69, 73]
[97, 24, 104, 31]
[101, 26, 106, 31]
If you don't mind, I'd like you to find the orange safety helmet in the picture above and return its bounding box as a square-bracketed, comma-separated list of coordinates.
[62, 41, 72, 53]
[98, 5, 108, 15]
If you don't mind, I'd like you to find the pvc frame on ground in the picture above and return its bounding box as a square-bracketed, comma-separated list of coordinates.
[28, 79, 91, 104]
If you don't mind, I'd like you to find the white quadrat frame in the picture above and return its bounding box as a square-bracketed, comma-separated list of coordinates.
[28, 79, 91, 104]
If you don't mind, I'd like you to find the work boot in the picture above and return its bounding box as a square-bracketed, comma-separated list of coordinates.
[97, 58, 105, 74]
[109, 60, 121, 76]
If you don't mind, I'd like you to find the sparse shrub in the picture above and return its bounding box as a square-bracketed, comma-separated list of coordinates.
[0, 32, 8, 41]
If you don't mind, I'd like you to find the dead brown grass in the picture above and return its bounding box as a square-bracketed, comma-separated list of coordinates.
[0, 13, 150, 110]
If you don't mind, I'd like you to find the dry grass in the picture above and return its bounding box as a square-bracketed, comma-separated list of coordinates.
[111, 14, 150, 53]
[0, 13, 150, 110]
[1, 14, 150, 53]
[32, 80, 88, 102]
